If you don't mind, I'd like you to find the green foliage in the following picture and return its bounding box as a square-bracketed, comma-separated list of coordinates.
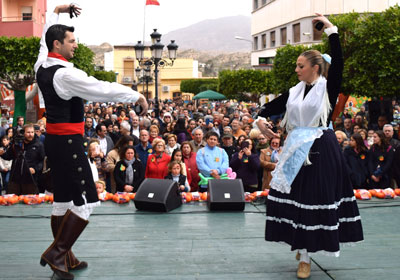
[218, 69, 273, 101]
[0, 37, 97, 91]
[70, 43, 95, 76]
[271, 44, 310, 94]
[93, 70, 117, 82]
[0, 36, 40, 90]
[321, 7, 400, 97]
[180, 79, 218, 94]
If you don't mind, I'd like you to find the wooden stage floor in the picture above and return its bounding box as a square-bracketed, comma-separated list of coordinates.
[1, 198, 400, 279]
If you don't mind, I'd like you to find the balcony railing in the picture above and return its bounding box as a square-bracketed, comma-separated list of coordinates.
[1, 16, 36, 22]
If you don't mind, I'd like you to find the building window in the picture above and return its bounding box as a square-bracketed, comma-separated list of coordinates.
[262, 34, 267, 49]
[280, 27, 287, 45]
[253, 36, 259, 51]
[270, 31, 276, 47]
[253, 0, 259, 10]
[259, 57, 274, 65]
[313, 24, 323, 41]
[293, 23, 300, 43]
[21, 6, 33, 21]
[123, 60, 134, 84]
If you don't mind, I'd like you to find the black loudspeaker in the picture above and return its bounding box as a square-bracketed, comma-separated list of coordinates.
[207, 179, 245, 211]
[134, 179, 182, 212]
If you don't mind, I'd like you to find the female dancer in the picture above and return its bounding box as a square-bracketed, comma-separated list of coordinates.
[256, 14, 363, 279]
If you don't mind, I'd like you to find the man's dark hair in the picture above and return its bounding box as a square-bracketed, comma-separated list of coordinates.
[45, 24, 75, 51]
[205, 131, 219, 140]
[95, 123, 106, 134]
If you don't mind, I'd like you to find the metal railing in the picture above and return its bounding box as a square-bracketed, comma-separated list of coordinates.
[1, 16, 36, 22]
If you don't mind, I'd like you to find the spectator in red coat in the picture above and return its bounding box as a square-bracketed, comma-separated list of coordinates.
[181, 141, 200, 192]
[145, 138, 170, 179]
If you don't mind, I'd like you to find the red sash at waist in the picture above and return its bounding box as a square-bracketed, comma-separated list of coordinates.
[46, 122, 84, 135]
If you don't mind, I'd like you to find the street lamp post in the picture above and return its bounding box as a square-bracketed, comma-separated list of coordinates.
[134, 29, 178, 118]
[234, 36, 254, 50]
[135, 66, 145, 95]
[144, 66, 151, 100]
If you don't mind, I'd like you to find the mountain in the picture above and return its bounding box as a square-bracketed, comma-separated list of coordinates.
[88, 16, 252, 76]
[161, 15, 252, 53]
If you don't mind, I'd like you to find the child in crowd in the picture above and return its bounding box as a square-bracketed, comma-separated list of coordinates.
[95, 180, 107, 200]
[170, 149, 192, 185]
[164, 161, 190, 192]
[0, 136, 12, 194]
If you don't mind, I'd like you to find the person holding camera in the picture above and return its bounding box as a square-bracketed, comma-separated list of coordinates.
[256, 14, 363, 279]
[230, 138, 260, 193]
[0, 124, 45, 195]
[34, 4, 148, 279]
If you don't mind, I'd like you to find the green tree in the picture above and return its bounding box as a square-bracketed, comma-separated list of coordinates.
[180, 79, 218, 94]
[321, 6, 400, 97]
[70, 43, 95, 76]
[0, 36, 40, 125]
[218, 69, 273, 102]
[0, 36, 39, 91]
[271, 44, 309, 94]
[93, 70, 117, 82]
[0, 36, 97, 124]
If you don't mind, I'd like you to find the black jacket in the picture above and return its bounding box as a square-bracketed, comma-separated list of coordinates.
[343, 147, 369, 188]
[1, 136, 45, 194]
[368, 144, 394, 189]
[113, 159, 145, 192]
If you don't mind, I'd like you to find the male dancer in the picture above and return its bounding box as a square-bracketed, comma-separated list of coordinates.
[35, 5, 148, 279]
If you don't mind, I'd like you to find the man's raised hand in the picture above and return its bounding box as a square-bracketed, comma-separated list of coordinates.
[136, 94, 149, 116]
[54, 4, 81, 16]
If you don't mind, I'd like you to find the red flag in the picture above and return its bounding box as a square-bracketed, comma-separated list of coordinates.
[146, 0, 160, 5]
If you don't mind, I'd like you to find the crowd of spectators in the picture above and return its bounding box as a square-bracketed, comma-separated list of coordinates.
[0, 98, 399, 195]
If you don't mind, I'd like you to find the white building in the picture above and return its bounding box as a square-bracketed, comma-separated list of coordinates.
[251, 0, 400, 69]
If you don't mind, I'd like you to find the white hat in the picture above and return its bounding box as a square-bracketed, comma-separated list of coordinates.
[163, 112, 172, 120]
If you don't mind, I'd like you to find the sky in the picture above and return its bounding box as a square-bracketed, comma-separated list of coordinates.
[46, 0, 252, 45]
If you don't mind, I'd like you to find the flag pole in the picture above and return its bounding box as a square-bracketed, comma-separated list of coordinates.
[143, 0, 146, 45]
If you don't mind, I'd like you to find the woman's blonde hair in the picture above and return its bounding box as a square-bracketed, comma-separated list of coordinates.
[87, 139, 100, 158]
[335, 130, 347, 140]
[300, 50, 330, 78]
[167, 134, 177, 141]
[149, 124, 159, 134]
[152, 138, 165, 149]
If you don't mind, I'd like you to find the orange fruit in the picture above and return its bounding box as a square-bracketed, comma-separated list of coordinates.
[106, 192, 113, 200]
[186, 192, 192, 203]
[129, 193, 136, 200]
[8, 196, 18, 205]
[354, 192, 361, 199]
[368, 189, 377, 196]
[0, 196, 5, 205]
[44, 195, 50, 202]
[200, 192, 208, 201]
[23, 196, 31, 204]
[18, 195, 24, 201]
[49, 195, 54, 203]
[375, 192, 385, 199]
[113, 194, 119, 203]
[394, 189, 400, 196]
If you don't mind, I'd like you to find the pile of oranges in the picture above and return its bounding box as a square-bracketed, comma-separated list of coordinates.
[0, 194, 54, 206]
[354, 188, 400, 200]
[1, 190, 273, 206]
[181, 192, 208, 202]
[112, 192, 132, 204]
[245, 190, 269, 202]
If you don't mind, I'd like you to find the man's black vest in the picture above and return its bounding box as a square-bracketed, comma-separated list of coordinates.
[36, 65, 84, 124]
